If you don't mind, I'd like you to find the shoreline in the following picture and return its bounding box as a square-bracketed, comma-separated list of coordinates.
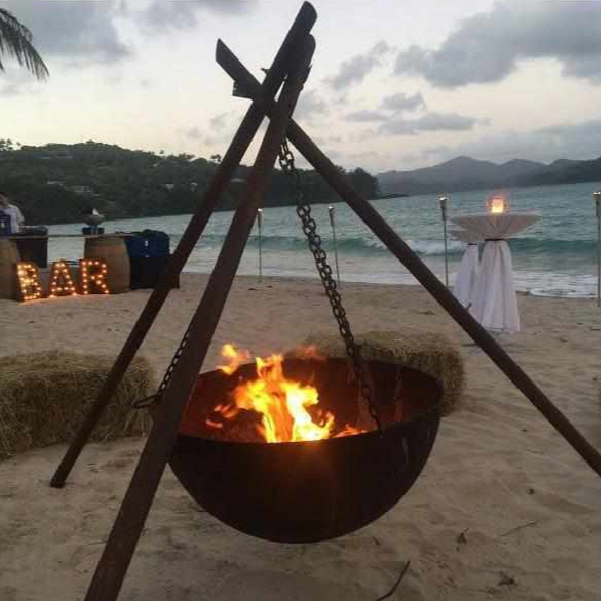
[1, 273, 600, 600]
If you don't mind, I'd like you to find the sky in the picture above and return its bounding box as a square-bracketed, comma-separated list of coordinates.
[1, 0, 601, 173]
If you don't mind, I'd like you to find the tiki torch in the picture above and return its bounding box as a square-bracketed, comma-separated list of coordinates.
[594, 192, 601, 307]
[257, 208, 263, 282]
[329, 205, 341, 286]
[439, 196, 449, 288]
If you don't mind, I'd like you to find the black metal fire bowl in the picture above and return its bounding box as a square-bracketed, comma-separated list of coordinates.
[168, 358, 441, 544]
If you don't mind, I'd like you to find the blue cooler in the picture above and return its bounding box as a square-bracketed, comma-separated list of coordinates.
[125, 230, 178, 290]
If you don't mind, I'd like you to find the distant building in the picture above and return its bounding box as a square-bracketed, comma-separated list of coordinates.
[38, 151, 73, 160]
[46, 181, 65, 187]
[163, 183, 175, 191]
[68, 185, 95, 196]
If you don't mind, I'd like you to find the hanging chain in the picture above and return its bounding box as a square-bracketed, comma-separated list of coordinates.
[132, 327, 191, 409]
[134, 140, 383, 432]
[277, 140, 382, 432]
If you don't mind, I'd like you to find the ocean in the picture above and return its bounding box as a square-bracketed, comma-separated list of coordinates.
[47, 181, 601, 298]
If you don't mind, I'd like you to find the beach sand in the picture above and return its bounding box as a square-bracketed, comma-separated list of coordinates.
[1, 273, 600, 600]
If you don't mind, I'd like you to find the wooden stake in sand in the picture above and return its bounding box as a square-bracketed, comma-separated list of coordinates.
[329, 205, 341, 286]
[594, 191, 601, 308]
[439, 195, 450, 288]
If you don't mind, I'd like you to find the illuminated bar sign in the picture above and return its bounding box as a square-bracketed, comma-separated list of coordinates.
[15, 258, 110, 302]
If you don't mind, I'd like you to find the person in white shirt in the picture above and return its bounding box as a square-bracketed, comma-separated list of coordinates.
[0, 191, 25, 234]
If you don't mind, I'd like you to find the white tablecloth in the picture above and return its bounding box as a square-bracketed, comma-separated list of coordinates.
[451, 230, 482, 309]
[450, 213, 540, 333]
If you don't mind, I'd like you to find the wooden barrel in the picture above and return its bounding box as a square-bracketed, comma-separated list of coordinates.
[0, 239, 21, 300]
[84, 236, 130, 293]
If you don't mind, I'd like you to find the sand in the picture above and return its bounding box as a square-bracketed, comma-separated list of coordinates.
[1, 273, 600, 600]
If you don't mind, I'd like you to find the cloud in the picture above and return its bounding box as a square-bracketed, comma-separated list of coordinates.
[313, 134, 344, 146]
[1, 0, 254, 67]
[181, 112, 238, 147]
[3, 0, 131, 65]
[327, 41, 391, 90]
[181, 126, 203, 140]
[0, 82, 27, 97]
[420, 118, 601, 164]
[141, 0, 204, 32]
[394, 2, 601, 87]
[294, 90, 328, 121]
[0, 68, 40, 96]
[187, 0, 255, 14]
[380, 92, 425, 112]
[346, 91, 426, 122]
[379, 111, 487, 135]
[345, 110, 389, 123]
[209, 113, 230, 130]
[415, 112, 488, 131]
[139, 0, 253, 32]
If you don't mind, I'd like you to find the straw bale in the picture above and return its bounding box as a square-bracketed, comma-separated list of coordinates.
[0, 351, 155, 460]
[302, 330, 465, 416]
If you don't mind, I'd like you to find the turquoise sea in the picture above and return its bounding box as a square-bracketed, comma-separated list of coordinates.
[47, 181, 601, 298]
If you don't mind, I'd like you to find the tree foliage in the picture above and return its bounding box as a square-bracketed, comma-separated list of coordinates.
[0, 142, 381, 225]
[0, 8, 48, 80]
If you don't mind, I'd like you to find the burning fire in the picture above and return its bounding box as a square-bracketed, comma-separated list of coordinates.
[206, 344, 363, 443]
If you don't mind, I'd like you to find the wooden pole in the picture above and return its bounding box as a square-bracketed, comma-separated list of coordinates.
[329, 206, 341, 286]
[82, 36, 315, 601]
[594, 191, 601, 308]
[439, 196, 449, 288]
[49, 1, 317, 489]
[257, 208, 263, 282]
[217, 42, 601, 479]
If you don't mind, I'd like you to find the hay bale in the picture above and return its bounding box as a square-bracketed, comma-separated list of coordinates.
[0, 351, 156, 460]
[302, 330, 465, 416]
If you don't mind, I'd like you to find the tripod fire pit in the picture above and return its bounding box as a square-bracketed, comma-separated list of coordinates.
[48, 3, 601, 601]
[168, 352, 440, 543]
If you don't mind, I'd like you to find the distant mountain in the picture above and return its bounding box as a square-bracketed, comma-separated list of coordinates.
[497, 159, 545, 180]
[519, 157, 601, 186]
[377, 155, 601, 196]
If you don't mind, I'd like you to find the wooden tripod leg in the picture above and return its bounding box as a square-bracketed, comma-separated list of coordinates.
[216, 44, 601, 479]
[49, 1, 317, 489]
[82, 37, 315, 601]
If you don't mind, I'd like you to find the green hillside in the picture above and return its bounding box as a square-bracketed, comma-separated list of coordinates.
[0, 140, 379, 225]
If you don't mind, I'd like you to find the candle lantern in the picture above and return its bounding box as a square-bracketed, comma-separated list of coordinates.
[487, 194, 509, 215]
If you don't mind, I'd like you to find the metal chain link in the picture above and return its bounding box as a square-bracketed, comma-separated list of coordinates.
[132, 327, 191, 409]
[278, 140, 382, 432]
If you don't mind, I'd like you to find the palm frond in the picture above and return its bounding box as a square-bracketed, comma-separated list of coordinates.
[0, 8, 48, 80]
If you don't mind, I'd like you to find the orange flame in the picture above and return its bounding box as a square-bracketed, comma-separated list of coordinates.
[218, 344, 250, 375]
[210, 344, 362, 443]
